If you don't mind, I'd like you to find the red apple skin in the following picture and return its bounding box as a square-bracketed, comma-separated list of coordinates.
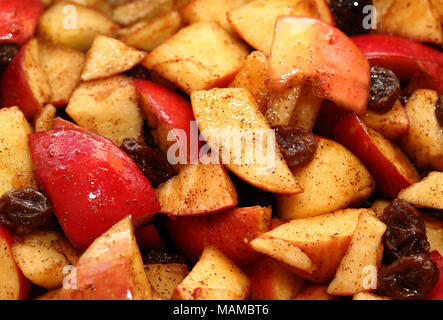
[352, 34, 443, 92]
[165, 206, 271, 267]
[133, 79, 202, 164]
[427, 251, 443, 300]
[135, 224, 165, 251]
[1, 41, 41, 119]
[0, 0, 44, 45]
[333, 113, 417, 199]
[28, 128, 160, 251]
[0, 226, 30, 300]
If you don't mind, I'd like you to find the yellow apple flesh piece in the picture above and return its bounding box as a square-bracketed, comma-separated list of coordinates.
[398, 172, 443, 210]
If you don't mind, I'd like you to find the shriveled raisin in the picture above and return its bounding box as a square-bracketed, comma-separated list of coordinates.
[0, 43, 19, 73]
[435, 95, 443, 128]
[368, 66, 401, 114]
[125, 64, 150, 80]
[378, 254, 439, 300]
[120, 138, 175, 187]
[274, 126, 317, 171]
[143, 249, 186, 265]
[0, 188, 52, 235]
[381, 199, 430, 263]
[330, 0, 373, 36]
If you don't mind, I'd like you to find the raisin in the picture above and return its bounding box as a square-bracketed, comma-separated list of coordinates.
[274, 126, 317, 171]
[329, 0, 373, 36]
[368, 66, 401, 113]
[0, 188, 52, 235]
[381, 199, 430, 263]
[120, 138, 175, 188]
[125, 64, 150, 80]
[435, 95, 443, 128]
[378, 254, 439, 300]
[0, 43, 19, 73]
[143, 249, 186, 265]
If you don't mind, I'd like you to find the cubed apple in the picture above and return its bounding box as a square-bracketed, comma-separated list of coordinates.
[398, 172, 443, 210]
[145, 263, 188, 300]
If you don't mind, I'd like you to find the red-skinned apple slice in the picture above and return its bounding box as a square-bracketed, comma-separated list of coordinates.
[267, 16, 370, 114]
[352, 34, 443, 93]
[28, 127, 160, 251]
[165, 206, 272, 267]
[426, 251, 443, 300]
[0, 0, 44, 45]
[1, 38, 52, 119]
[0, 226, 30, 300]
[135, 224, 165, 251]
[333, 113, 419, 199]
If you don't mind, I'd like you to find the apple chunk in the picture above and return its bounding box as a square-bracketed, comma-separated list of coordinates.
[145, 263, 188, 300]
[333, 113, 419, 199]
[28, 128, 160, 251]
[268, 16, 370, 114]
[58, 216, 152, 300]
[250, 209, 366, 283]
[277, 136, 374, 220]
[1, 38, 52, 119]
[0, 226, 30, 300]
[172, 246, 250, 300]
[165, 206, 271, 266]
[191, 88, 302, 195]
[398, 172, 443, 211]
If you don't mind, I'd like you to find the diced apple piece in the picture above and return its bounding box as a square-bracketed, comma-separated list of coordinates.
[427, 251, 443, 300]
[58, 216, 152, 300]
[371, 199, 391, 218]
[248, 256, 304, 300]
[156, 160, 238, 216]
[327, 212, 386, 296]
[165, 206, 271, 266]
[400, 90, 443, 171]
[334, 113, 419, 199]
[353, 292, 391, 300]
[112, 0, 174, 26]
[288, 87, 323, 131]
[55, 0, 112, 16]
[265, 86, 303, 127]
[12, 229, 80, 290]
[145, 263, 188, 300]
[268, 16, 370, 114]
[191, 88, 302, 195]
[250, 209, 365, 283]
[38, 1, 119, 52]
[361, 100, 409, 141]
[424, 216, 443, 257]
[118, 11, 182, 51]
[135, 224, 165, 251]
[172, 246, 250, 300]
[1, 38, 52, 119]
[29, 128, 160, 251]
[0, 0, 44, 45]
[0, 107, 37, 196]
[0, 226, 30, 300]
[294, 284, 336, 300]
[81, 36, 146, 81]
[276, 136, 374, 220]
[181, 0, 247, 35]
[143, 22, 249, 94]
[398, 172, 443, 210]
[38, 41, 85, 106]
[66, 75, 143, 146]
[34, 104, 57, 132]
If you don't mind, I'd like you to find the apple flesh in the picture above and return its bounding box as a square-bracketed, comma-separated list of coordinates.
[333, 113, 419, 199]
[165, 206, 272, 267]
[268, 16, 370, 114]
[28, 127, 160, 251]
[0, 0, 44, 45]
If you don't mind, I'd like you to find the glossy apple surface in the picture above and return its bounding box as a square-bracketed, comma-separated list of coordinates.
[135, 224, 165, 251]
[28, 128, 160, 251]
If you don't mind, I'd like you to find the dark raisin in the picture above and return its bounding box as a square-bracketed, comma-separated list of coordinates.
[368, 66, 401, 113]
[378, 254, 439, 300]
[120, 137, 175, 188]
[0, 188, 52, 235]
[0, 43, 19, 73]
[274, 126, 317, 171]
[329, 0, 373, 36]
[435, 95, 443, 128]
[143, 249, 186, 265]
[125, 64, 150, 80]
[381, 199, 430, 263]
[230, 173, 274, 208]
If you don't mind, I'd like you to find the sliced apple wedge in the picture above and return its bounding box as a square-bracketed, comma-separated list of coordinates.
[58, 216, 152, 300]
[333, 113, 419, 199]
[353, 292, 391, 300]
[145, 263, 188, 300]
[277, 136, 374, 220]
[191, 88, 302, 195]
[250, 209, 365, 283]
[398, 172, 443, 210]
[265, 86, 303, 127]
[294, 284, 336, 300]
[172, 246, 250, 300]
[327, 212, 386, 296]
[34, 104, 56, 132]
[268, 16, 370, 114]
[288, 87, 323, 131]
[112, 0, 175, 26]
[81, 35, 146, 81]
